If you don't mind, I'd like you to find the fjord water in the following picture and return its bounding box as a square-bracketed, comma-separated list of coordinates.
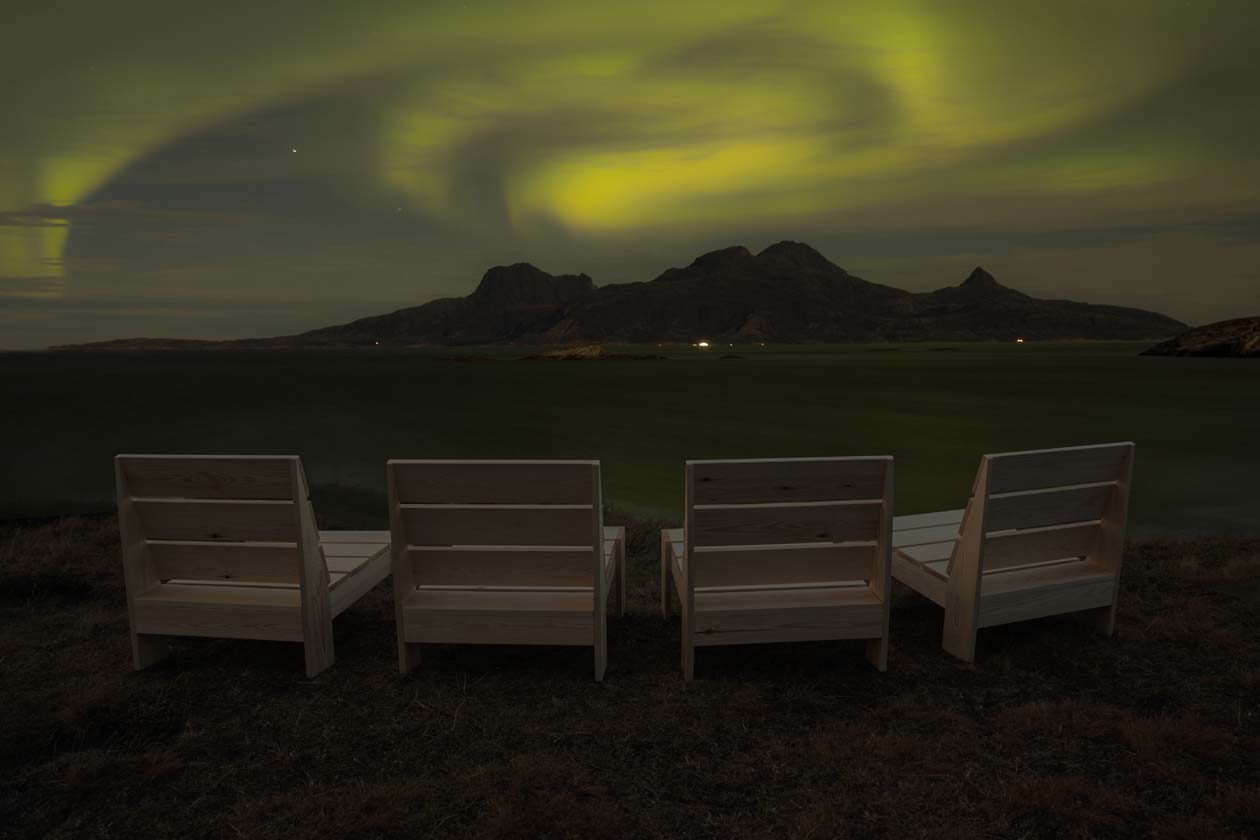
[2, 343, 1255, 537]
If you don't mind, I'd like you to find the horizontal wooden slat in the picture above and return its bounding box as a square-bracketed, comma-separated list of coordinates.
[892, 509, 965, 532]
[119, 455, 297, 500]
[134, 498, 298, 542]
[985, 443, 1132, 494]
[978, 560, 1116, 627]
[390, 460, 595, 505]
[317, 530, 391, 544]
[690, 457, 890, 504]
[408, 545, 595, 587]
[892, 522, 962, 549]
[896, 541, 953, 567]
[985, 482, 1114, 532]
[691, 585, 883, 644]
[133, 584, 302, 641]
[401, 505, 595, 547]
[982, 521, 1100, 571]
[148, 540, 299, 584]
[690, 542, 875, 588]
[691, 500, 882, 547]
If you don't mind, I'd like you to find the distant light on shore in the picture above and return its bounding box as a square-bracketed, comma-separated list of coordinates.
[1016, 338, 1025, 344]
[696, 340, 710, 348]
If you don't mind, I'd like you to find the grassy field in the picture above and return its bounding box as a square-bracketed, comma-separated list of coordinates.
[2, 511, 1258, 839]
[1, 343, 1257, 537]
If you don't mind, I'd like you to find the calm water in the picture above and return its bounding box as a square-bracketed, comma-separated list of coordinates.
[2, 343, 1256, 537]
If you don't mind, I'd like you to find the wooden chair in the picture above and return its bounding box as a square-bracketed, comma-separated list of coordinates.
[388, 460, 626, 681]
[661, 456, 894, 680]
[115, 455, 391, 678]
[892, 442, 1135, 662]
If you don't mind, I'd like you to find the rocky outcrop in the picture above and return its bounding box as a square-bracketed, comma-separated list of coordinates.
[1140, 317, 1260, 357]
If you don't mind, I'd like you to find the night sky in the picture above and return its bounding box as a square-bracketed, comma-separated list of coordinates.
[2, 1, 1257, 348]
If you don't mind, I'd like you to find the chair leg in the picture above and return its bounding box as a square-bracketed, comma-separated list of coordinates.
[616, 535, 626, 619]
[941, 617, 978, 663]
[594, 633, 607, 682]
[681, 606, 695, 680]
[660, 532, 670, 619]
[399, 642, 422, 675]
[865, 637, 889, 672]
[304, 636, 336, 679]
[1080, 604, 1118, 636]
[131, 632, 171, 670]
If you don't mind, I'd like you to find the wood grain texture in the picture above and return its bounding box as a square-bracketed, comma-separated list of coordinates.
[388, 460, 609, 679]
[892, 509, 966, 532]
[1087, 444, 1134, 634]
[328, 541, 391, 618]
[118, 455, 297, 500]
[148, 540, 300, 584]
[116, 457, 171, 669]
[400, 504, 594, 547]
[985, 482, 1115, 532]
[892, 521, 964, 549]
[891, 443, 1135, 662]
[985, 442, 1134, 494]
[389, 460, 595, 505]
[679, 457, 892, 678]
[133, 584, 303, 641]
[409, 546, 595, 587]
[691, 500, 882, 547]
[133, 498, 298, 542]
[388, 461, 421, 674]
[978, 561, 1116, 627]
[982, 521, 1099, 570]
[892, 550, 948, 606]
[690, 542, 875, 588]
[941, 461, 987, 662]
[692, 585, 883, 644]
[866, 459, 893, 671]
[591, 462, 607, 682]
[292, 460, 334, 678]
[116, 454, 383, 676]
[690, 456, 891, 504]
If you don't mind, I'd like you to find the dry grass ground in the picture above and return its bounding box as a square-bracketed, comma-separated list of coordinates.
[2, 511, 1258, 839]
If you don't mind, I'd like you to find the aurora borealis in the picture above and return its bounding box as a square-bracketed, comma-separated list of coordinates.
[2, 0, 1257, 347]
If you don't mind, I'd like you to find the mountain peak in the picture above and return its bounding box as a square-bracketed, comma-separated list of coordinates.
[756, 240, 838, 272]
[689, 245, 755, 273]
[473, 263, 594, 308]
[961, 266, 1001, 291]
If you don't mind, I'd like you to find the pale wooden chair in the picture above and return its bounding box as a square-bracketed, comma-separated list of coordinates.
[115, 455, 391, 678]
[388, 460, 626, 681]
[661, 456, 894, 680]
[892, 442, 1135, 662]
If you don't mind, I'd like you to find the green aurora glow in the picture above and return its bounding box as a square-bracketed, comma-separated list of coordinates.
[1, 0, 1257, 346]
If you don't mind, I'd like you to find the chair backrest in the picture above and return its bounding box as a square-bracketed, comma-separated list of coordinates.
[114, 455, 324, 589]
[684, 456, 894, 590]
[387, 460, 603, 590]
[949, 442, 1135, 575]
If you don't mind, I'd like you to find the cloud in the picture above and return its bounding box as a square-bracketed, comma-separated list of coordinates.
[2, 0, 1259, 344]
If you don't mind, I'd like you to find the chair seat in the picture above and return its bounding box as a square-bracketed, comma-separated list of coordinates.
[892, 509, 964, 549]
[896, 540, 953, 580]
[161, 530, 389, 591]
[319, 530, 391, 591]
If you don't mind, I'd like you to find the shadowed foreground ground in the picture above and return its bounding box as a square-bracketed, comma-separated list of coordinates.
[2, 514, 1258, 839]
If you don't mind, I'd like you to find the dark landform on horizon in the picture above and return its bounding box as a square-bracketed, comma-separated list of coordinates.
[1141, 316, 1260, 357]
[54, 242, 1187, 349]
